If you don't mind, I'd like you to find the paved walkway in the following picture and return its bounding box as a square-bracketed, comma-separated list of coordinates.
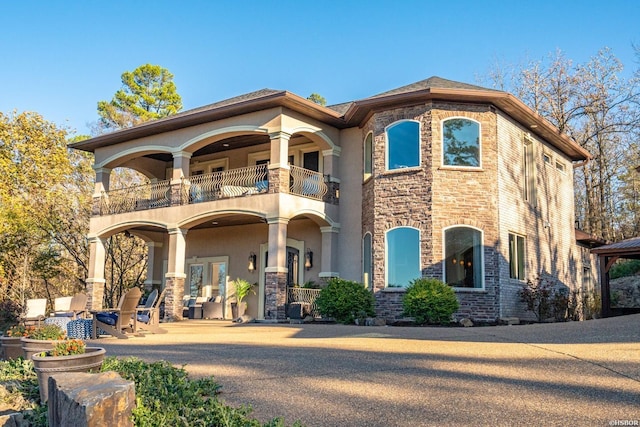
[90, 315, 640, 426]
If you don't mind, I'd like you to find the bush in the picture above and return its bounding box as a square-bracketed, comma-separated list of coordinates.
[519, 277, 572, 322]
[609, 259, 640, 279]
[402, 278, 459, 325]
[315, 278, 375, 324]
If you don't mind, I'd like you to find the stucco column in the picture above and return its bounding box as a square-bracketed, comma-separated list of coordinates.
[143, 242, 163, 293]
[319, 225, 340, 280]
[268, 131, 291, 194]
[86, 236, 106, 310]
[265, 217, 289, 320]
[170, 151, 192, 206]
[269, 131, 291, 169]
[165, 228, 187, 321]
[322, 148, 341, 204]
[92, 167, 111, 216]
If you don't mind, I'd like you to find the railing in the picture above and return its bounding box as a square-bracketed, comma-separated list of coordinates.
[101, 180, 172, 215]
[289, 165, 328, 201]
[95, 164, 334, 216]
[187, 164, 268, 203]
[287, 287, 321, 318]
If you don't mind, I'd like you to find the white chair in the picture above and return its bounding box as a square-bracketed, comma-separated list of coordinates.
[22, 298, 47, 326]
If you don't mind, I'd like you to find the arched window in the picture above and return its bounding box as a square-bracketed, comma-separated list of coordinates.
[386, 120, 420, 170]
[443, 226, 483, 289]
[386, 227, 420, 288]
[442, 118, 480, 167]
[364, 132, 373, 180]
[363, 232, 372, 289]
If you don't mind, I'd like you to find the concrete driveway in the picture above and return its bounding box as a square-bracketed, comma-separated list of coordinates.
[90, 315, 640, 426]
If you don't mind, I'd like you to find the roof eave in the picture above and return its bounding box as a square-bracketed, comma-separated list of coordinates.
[343, 88, 591, 162]
[70, 92, 344, 152]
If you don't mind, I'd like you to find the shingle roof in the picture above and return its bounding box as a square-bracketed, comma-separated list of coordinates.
[173, 88, 284, 117]
[363, 76, 499, 100]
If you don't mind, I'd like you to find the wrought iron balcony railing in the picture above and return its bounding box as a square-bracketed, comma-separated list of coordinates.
[95, 164, 334, 216]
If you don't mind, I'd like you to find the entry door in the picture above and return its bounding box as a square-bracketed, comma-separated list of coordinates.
[286, 247, 300, 287]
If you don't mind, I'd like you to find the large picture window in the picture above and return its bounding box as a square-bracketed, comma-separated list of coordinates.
[442, 118, 480, 167]
[444, 226, 483, 288]
[386, 227, 420, 288]
[386, 120, 420, 170]
[509, 233, 526, 280]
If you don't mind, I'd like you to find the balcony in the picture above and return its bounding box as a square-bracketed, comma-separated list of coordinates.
[94, 164, 337, 216]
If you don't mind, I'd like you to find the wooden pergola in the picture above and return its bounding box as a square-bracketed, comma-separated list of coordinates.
[591, 236, 640, 317]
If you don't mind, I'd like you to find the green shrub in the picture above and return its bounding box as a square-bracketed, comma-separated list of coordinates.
[315, 278, 375, 324]
[609, 259, 640, 279]
[402, 278, 459, 325]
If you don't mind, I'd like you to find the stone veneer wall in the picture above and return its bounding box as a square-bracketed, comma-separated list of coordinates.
[164, 276, 186, 321]
[365, 102, 503, 322]
[264, 271, 287, 320]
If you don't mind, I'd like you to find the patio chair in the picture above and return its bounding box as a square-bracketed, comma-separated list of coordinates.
[21, 298, 47, 326]
[202, 295, 224, 319]
[52, 296, 72, 314]
[136, 289, 167, 334]
[52, 293, 88, 319]
[91, 288, 142, 339]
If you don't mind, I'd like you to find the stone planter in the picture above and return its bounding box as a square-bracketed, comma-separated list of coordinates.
[231, 301, 247, 319]
[0, 336, 23, 360]
[32, 347, 106, 403]
[21, 337, 66, 361]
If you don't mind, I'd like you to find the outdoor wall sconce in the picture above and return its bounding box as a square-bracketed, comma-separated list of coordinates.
[248, 252, 257, 272]
[305, 248, 313, 270]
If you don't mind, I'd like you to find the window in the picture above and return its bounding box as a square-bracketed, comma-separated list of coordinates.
[363, 233, 373, 289]
[442, 118, 480, 167]
[386, 121, 420, 170]
[555, 160, 566, 173]
[523, 139, 536, 204]
[509, 233, 526, 280]
[444, 226, 483, 288]
[543, 153, 551, 165]
[364, 132, 373, 180]
[386, 227, 420, 288]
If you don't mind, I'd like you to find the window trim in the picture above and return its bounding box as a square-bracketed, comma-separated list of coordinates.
[442, 225, 485, 290]
[441, 117, 482, 169]
[385, 226, 421, 289]
[508, 232, 526, 281]
[364, 131, 373, 181]
[362, 232, 373, 289]
[523, 137, 537, 206]
[385, 120, 421, 171]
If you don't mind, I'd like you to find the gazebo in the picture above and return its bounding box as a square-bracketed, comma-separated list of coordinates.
[591, 236, 640, 317]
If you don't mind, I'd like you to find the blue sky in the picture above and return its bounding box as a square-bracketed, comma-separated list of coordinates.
[1, 0, 639, 136]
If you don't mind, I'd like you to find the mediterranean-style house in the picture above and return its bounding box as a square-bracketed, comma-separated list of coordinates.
[71, 76, 598, 323]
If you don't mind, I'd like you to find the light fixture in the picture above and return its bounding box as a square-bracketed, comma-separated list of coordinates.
[305, 248, 313, 270]
[248, 252, 257, 272]
[452, 257, 457, 265]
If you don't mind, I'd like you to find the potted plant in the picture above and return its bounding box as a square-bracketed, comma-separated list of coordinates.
[32, 339, 106, 403]
[1, 324, 31, 360]
[20, 324, 67, 360]
[231, 278, 255, 318]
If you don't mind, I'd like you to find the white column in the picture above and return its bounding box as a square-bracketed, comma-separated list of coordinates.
[143, 242, 163, 292]
[265, 217, 289, 274]
[171, 151, 192, 182]
[319, 225, 340, 278]
[86, 236, 107, 310]
[167, 228, 187, 277]
[269, 131, 291, 170]
[93, 167, 111, 196]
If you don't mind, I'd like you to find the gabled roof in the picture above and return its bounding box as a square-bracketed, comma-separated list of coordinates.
[70, 76, 591, 161]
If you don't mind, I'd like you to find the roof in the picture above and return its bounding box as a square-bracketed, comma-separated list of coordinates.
[591, 236, 640, 256]
[575, 229, 607, 247]
[70, 76, 591, 161]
